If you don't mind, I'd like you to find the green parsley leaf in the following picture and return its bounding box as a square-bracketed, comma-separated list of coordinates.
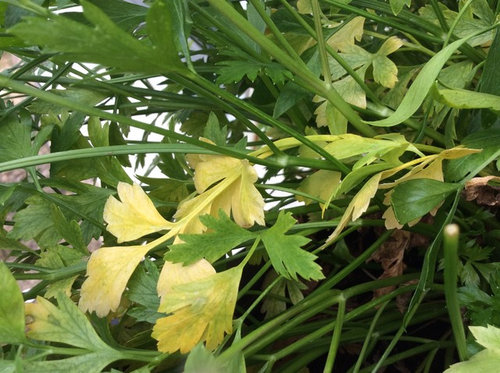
[260, 211, 324, 281]
[166, 211, 256, 265]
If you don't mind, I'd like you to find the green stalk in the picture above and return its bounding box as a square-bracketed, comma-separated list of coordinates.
[352, 301, 389, 373]
[324, 0, 442, 43]
[187, 73, 353, 174]
[311, 0, 333, 86]
[360, 342, 455, 373]
[323, 296, 346, 373]
[235, 274, 418, 359]
[205, 0, 376, 137]
[317, 229, 393, 289]
[373, 190, 462, 372]
[443, 224, 467, 361]
[430, 0, 449, 33]
[278, 0, 380, 104]
[444, 0, 474, 47]
[248, 0, 300, 59]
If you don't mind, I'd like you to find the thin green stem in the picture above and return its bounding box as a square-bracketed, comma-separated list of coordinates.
[279, 0, 380, 104]
[248, 0, 300, 59]
[311, 0, 333, 86]
[374, 190, 462, 372]
[352, 301, 389, 373]
[430, 0, 449, 34]
[444, 0, 474, 47]
[205, 0, 376, 137]
[187, 73, 353, 174]
[317, 230, 393, 287]
[443, 224, 468, 361]
[323, 296, 346, 373]
[237, 275, 281, 325]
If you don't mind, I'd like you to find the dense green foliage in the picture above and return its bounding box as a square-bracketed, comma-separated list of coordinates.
[0, 0, 499, 372]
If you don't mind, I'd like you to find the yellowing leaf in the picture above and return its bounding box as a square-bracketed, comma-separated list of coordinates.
[157, 259, 215, 298]
[378, 36, 404, 56]
[297, 170, 342, 205]
[327, 173, 381, 242]
[185, 154, 265, 228]
[152, 265, 242, 353]
[327, 17, 365, 51]
[297, 0, 312, 14]
[104, 182, 174, 243]
[372, 37, 404, 88]
[189, 154, 241, 193]
[79, 241, 157, 317]
[373, 56, 399, 88]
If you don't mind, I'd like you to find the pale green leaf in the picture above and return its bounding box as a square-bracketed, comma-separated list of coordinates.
[0, 261, 25, 344]
[184, 344, 221, 373]
[24, 352, 122, 373]
[326, 173, 381, 243]
[446, 325, 500, 373]
[372, 55, 399, 88]
[0, 116, 31, 163]
[327, 16, 364, 51]
[296, 170, 341, 205]
[7, 196, 62, 248]
[390, 0, 411, 15]
[434, 88, 500, 110]
[365, 32, 488, 127]
[26, 293, 112, 351]
[471, 325, 500, 352]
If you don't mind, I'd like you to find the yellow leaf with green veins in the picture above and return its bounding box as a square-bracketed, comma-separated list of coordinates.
[79, 241, 158, 317]
[152, 264, 242, 353]
[103, 182, 174, 243]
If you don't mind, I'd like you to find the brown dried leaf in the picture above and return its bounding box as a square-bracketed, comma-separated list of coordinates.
[464, 176, 500, 207]
[370, 230, 410, 298]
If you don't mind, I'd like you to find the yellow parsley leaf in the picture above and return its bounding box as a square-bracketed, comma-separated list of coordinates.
[152, 264, 242, 353]
[372, 37, 404, 88]
[327, 16, 365, 51]
[157, 259, 215, 298]
[297, 170, 342, 206]
[327, 173, 381, 242]
[184, 154, 264, 228]
[103, 182, 174, 243]
[297, 0, 312, 14]
[79, 241, 157, 317]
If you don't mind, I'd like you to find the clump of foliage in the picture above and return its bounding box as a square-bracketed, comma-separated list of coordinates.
[0, 0, 499, 372]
